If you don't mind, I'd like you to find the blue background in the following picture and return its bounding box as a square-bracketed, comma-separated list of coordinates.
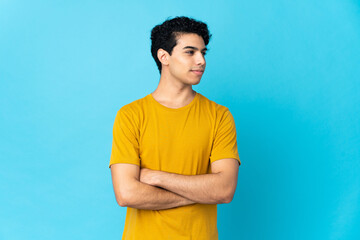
[1, 0, 359, 239]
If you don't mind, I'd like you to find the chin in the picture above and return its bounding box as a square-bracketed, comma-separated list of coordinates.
[192, 80, 201, 85]
[185, 78, 201, 86]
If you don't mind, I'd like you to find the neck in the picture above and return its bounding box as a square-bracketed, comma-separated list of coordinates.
[151, 72, 196, 108]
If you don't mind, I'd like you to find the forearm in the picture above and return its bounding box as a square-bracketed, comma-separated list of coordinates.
[121, 180, 196, 210]
[154, 172, 229, 204]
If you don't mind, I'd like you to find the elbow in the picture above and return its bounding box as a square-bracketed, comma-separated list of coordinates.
[115, 188, 134, 207]
[116, 196, 128, 207]
[222, 194, 234, 204]
[219, 189, 236, 204]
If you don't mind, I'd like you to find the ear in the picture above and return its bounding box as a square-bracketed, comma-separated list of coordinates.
[157, 48, 170, 66]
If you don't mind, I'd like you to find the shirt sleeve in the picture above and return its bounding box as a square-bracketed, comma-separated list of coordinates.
[210, 108, 241, 165]
[109, 108, 140, 168]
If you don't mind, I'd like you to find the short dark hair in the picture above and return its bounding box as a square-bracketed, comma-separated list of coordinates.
[150, 16, 212, 74]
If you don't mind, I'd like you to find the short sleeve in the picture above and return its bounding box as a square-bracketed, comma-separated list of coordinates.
[210, 108, 241, 165]
[109, 108, 140, 168]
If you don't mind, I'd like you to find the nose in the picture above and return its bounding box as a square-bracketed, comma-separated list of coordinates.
[196, 52, 206, 66]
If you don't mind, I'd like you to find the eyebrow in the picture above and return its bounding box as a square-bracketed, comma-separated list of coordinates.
[183, 46, 208, 51]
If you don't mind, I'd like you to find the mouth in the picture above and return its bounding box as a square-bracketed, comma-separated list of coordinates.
[190, 70, 204, 76]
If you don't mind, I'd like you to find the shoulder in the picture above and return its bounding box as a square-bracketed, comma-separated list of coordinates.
[113, 95, 149, 127]
[197, 93, 231, 117]
[117, 95, 148, 115]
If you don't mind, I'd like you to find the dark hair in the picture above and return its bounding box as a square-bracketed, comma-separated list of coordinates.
[150, 16, 212, 74]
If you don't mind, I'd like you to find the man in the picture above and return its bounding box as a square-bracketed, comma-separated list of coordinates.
[109, 16, 241, 240]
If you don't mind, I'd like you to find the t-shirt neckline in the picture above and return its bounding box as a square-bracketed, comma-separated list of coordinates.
[148, 91, 199, 112]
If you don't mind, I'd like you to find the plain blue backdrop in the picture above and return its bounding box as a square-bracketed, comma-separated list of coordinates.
[1, 0, 359, 239]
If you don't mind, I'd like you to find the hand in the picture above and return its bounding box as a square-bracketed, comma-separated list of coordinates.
[140, 168, 160, 186]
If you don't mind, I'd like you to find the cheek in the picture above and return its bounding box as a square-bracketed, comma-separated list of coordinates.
[171, 59, 189, 74]
[171, 66, 189, 78]
[176, 58, 189, 68]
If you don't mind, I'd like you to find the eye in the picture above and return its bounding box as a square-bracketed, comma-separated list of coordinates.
[202, 52, 207, 56]
[186, 50, 194, 54]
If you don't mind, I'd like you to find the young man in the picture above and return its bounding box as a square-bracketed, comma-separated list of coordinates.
[109, 16, 241, 240]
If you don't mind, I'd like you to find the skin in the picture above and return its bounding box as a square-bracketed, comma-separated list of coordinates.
[110, 33, 240, 210]
[139, 158, 239, 204]
[151, 33, 207, 108]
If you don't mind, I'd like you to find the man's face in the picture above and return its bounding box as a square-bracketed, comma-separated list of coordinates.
[166, 33, 207, 86]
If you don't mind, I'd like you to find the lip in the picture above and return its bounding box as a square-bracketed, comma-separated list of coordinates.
[191, 70, 204, 76]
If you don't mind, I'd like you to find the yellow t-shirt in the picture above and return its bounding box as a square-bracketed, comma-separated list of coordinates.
[109, 91, 240, 240]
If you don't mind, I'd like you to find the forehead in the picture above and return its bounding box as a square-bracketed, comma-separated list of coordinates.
[174, 33, 205, 48]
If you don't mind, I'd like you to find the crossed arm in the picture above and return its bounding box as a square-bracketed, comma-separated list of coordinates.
[110, 158, 239, 210]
